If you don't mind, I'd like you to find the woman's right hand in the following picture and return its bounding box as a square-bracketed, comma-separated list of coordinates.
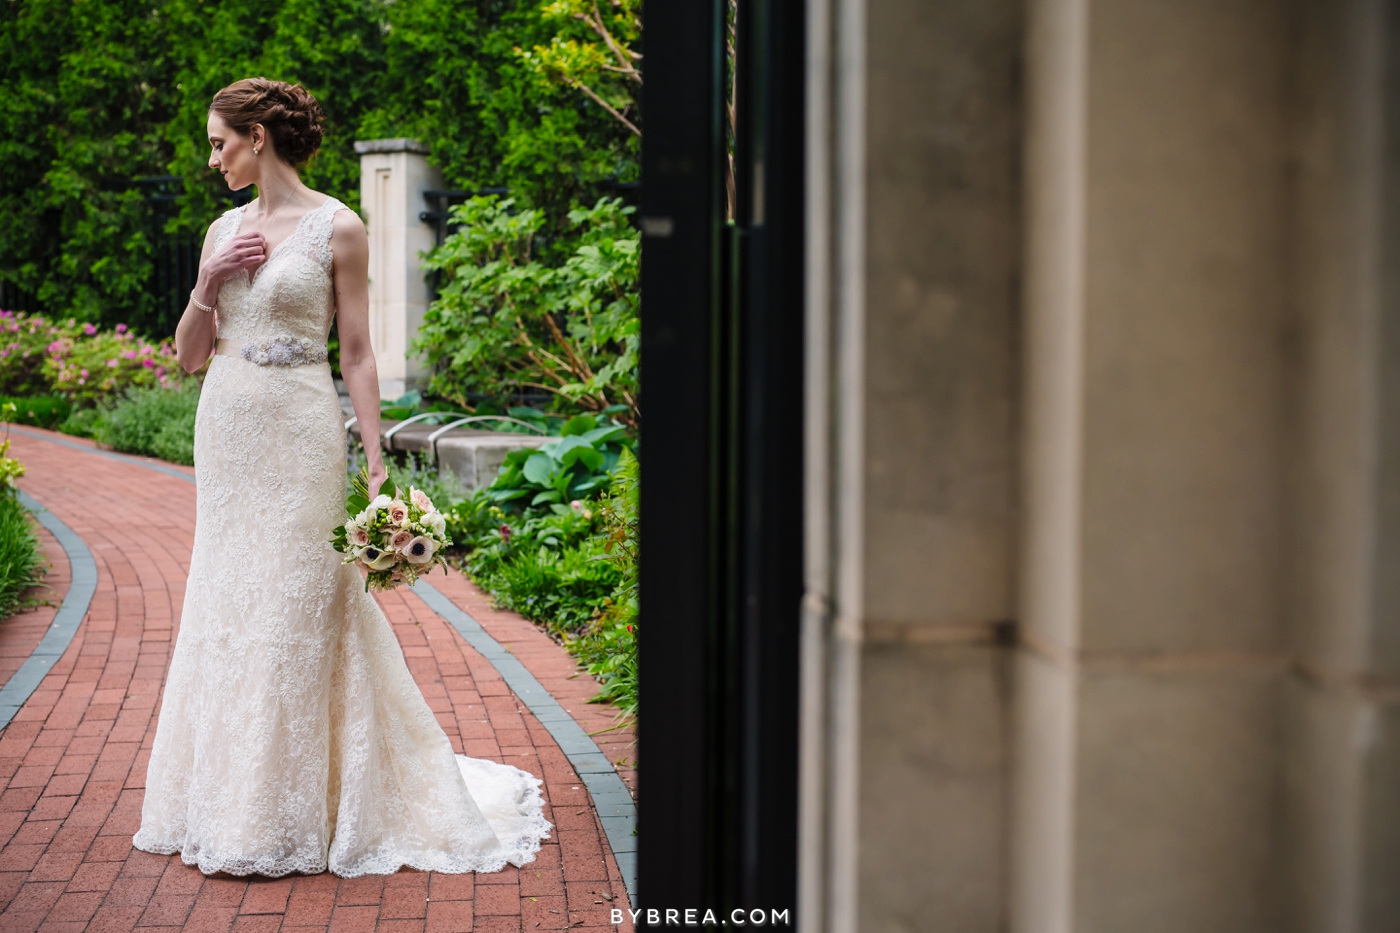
[202, 231, 268, 285]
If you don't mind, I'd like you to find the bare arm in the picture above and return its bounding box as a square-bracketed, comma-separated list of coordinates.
[174, 218, 267, 372]
[330, 209, 389, 501]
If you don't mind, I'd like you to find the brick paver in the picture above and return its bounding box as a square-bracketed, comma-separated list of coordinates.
[5, 427, 634, 933]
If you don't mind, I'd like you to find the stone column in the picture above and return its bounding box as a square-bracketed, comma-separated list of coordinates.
[354, 138, 443, 400]
[1012, 1, 1400, 932]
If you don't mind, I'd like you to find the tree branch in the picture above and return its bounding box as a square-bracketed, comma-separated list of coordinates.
[569, 79, 641, 136]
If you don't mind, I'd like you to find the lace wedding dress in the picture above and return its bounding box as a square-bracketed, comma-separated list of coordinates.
[132, 196, 551, 877]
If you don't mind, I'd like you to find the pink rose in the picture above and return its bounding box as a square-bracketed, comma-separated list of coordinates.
[387, 501, 409, 525]
[388, 529, 414, 551]
[347, 525, 371, 547]
[410, 488, 434, 512]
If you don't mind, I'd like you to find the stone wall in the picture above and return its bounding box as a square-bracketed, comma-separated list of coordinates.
[802, 0, 1400, 930]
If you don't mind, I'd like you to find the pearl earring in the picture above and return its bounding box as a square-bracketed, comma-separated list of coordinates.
[254, 146, 260, 155]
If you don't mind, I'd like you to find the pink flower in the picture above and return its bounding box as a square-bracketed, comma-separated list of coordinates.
[142, 359, 154, 369]
[346, 525, 371, 547]
[106, 358, 119, 367]
[122, 349, 136, 359]
[410, 488, 434, 512]
[115, 323, 127, 334]
[155, 366, 165, 378]
[139, 345, 154, 355]
[79, 368, 88, 378]
[387, 501, 409, 525]
[388, 529, 414, 551]
[82, 323, 97, 336]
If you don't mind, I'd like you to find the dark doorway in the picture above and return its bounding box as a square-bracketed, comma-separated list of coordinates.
[638, 0, 805, 915]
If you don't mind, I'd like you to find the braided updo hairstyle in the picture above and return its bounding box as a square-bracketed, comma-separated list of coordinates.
[209, 78, 325, 165]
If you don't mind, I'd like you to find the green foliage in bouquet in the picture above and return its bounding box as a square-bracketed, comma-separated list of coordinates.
[416, 196, 639, 427]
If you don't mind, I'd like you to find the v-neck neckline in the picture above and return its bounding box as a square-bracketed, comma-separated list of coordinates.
[242, 197, 330, 284]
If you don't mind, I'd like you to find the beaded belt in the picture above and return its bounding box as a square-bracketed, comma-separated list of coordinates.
[215, 335, 328, 367]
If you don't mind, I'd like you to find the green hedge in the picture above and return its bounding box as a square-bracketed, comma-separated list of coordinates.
[0, 0, 636, 333]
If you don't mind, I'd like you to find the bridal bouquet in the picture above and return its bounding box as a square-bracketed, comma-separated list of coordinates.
[333, 467, 452, 591]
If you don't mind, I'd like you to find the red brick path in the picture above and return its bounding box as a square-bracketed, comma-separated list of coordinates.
[3, 428, 635, 933]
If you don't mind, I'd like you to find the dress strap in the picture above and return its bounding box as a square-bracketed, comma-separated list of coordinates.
[212, 204, 246, 251]
[307, 197, 349, 271]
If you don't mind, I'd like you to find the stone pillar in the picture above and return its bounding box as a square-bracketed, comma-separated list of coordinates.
[354, 138, 443, 400]
[1286, 1, 1400, 928]
[1011, 1, 1400, 931]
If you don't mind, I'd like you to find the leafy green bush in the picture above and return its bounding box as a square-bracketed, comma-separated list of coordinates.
[57, 406, 106, 439]
[451, 445, 638, 715]
[0, 395, 72, 430]
[0, 450, 44, 621]
[460, 501, 620, 635]
[96, 384, 200, 464]
[417, 197, 639, 426]
[482, 413, 631, 510]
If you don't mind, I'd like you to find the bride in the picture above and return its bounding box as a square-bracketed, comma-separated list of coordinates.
[132, 78, 551, 877]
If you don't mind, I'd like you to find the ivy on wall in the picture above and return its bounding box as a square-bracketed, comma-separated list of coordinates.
[0, 0, 638, 330]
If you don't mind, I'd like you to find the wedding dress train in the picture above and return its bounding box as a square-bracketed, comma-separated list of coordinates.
[132, 196, 551, 877]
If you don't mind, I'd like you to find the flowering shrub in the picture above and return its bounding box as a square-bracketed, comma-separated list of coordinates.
[0, 312, 79, 397]
[42, 321, 184, 405]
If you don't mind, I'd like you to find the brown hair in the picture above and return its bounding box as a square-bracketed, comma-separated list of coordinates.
[209, 78, 325, 165]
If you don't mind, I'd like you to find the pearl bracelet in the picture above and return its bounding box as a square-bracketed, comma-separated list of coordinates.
[190, 292, 215, 314]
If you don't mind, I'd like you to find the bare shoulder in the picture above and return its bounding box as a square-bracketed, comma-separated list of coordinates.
[331, 205, 366, 237]
[331, 207, 367, 251]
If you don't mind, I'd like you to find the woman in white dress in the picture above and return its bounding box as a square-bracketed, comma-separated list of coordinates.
[132, 78, 551, 877]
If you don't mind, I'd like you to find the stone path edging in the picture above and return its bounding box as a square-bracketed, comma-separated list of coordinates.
[14, 426, 639, 900]
[413, 581, 637, 899]
[0, 491, 98, 731]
